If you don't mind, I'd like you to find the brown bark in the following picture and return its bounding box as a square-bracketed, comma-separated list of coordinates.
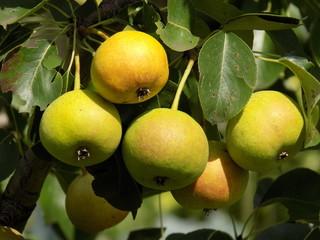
[0, 148, 53, 232]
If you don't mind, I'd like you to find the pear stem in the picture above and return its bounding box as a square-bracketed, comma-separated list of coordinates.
[158, 194, 165, 240]
[73, 44, 81, 90]
[171, 55, 197, 110]
[86, 27, 109, 40]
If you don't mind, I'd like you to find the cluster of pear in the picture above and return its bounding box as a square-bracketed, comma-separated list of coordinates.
[38, 30, 305, 233]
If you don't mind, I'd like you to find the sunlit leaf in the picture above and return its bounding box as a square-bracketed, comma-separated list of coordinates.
[223, 13, 300, 31]
[0, 40, 63, 113]
[278, 56, 320, 147]
[156, 0, 199, 52]
[198, 30, 256, 124]
[259, 168, 320, 224]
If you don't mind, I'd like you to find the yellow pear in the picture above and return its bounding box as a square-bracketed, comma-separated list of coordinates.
[39, 90, 122, 167]
[122, 108, 209, 190]
[90, 30, 169, 104]
[0, 226, 25, 240]
[171, 141, 249, 210]
[65, 172, 129, 233]
[226, 90, 305, 172]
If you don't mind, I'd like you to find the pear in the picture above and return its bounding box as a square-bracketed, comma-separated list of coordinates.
[122, 108, 209, 191]
[65, 172, 129, 233]
[226, 90, 305, 172]
[171, 141, 249, 210]
[0, 226, 25, 240]
[39, 90, 122, 167]
[91, 30, 169, 104]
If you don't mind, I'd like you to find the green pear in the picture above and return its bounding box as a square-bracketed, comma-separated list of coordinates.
[122, 108, 209, 191]
[65, 172, 129, 233]
[171, 141, 249, 210]
[39, 90, 122, 167]
[226, 90, 305, 172]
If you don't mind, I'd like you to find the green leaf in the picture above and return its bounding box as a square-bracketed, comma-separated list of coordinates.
[253, 31, 286, 90]
[267, 29, 306, 57]
[190, 0, 243, 24]
[166, 229, 233, 240]
[0, 23, 38, 61]
[128, 228, 163, 240]
[255, 223, 314, 240]
[223, 13, 300, 31]
[309, 16, 320, 66]
[0, 0, 46, 29]
[156, 0, 199, 52]
[278, 56, 320, 147]
[86, 150, 142, 213]
[198, 30, 256, 124]
[39, 173, 74, 240]
[0, 129, 20, 181]
[259, 168, 320, 224]
[0, 40, 63, 113]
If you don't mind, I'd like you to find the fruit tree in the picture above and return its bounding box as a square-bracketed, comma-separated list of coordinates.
[1, 0, 320, 239]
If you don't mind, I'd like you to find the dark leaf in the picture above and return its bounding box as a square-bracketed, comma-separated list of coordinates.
[259, 168, 320, 223]
[0, 23, 38, 61]
[166, 229, 233, 240]
[128, 228, 164, 240]
[253, 177, 273, 208]
[87, 150, 143, 213]
[255, 223, 313, 240]
[191, 0, 243, 24]
[223, 13, 300, 31]
[0, 129, 20, 181]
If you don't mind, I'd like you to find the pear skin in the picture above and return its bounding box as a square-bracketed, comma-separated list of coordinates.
[65, 172, 129, 233]
[171, 141, 249, 210]
[122, 108, 209, 191]
[91, 31, 169, 104]
[226, 90, 305, 172]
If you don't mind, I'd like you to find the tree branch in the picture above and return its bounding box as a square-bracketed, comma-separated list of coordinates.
[82, 0, 140, 27]
[0, 148, 53, 232]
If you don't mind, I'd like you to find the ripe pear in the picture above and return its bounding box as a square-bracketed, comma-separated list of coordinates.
[226, 90, 305, 172]
[122, 108, 209, 190]
[65, 172, 129, 233]
[90, 30, 169, 104]
[0, 226, 25, 240]
[39, 90, 122, 167]
[171, 141, 249, 210]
